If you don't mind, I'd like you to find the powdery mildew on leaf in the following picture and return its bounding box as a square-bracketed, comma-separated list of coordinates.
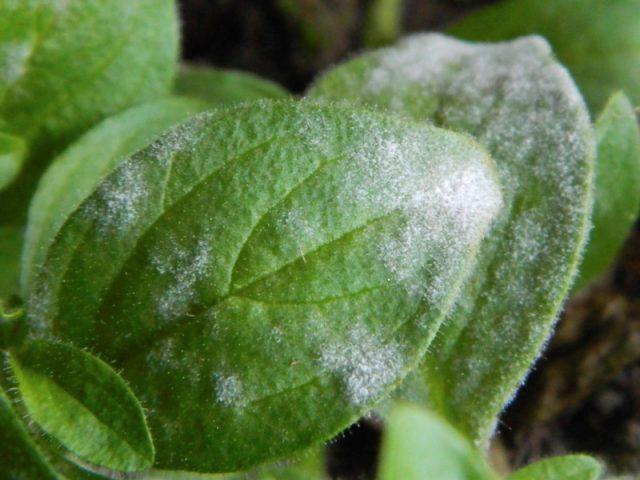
[320, 324, 403, 406]
[309, 34, 594, 444]
[21, 97, 205, 297]
[152, 235, 212, 321]
[0, 41, 32, 90]
[26, 101, 502, 471]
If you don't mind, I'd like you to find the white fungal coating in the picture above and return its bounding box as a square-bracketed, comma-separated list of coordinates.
[152, 236, 211, 321]
[320, 324, 403, 406]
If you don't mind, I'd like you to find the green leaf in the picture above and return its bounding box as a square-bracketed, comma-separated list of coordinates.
[174, 65, 289, 107]
[0, 131, 26, 190]
[21, 96, 206, 294]
[448, 0, 640, 112]
[308, 34, 594, 445]
[574, 92, 640, 292]
[0, 0, 180, 227]
[378, 404, 497, 480]
[25, 100, 502, 471]
[507, 455, 602, 480]
[0, 384, 60, 479]
[9, 339, 155, 471]
[0, 0, 179, 151]
[52, 446, 326, 480]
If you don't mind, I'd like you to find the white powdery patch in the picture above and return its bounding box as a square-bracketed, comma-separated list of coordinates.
[147, 113, 212, 164]
[0, 41, 32, 86]
[26, 276, 56, 335]
[347, 130, 502, 301]
[82, 158, 150, 234]
[320, 324, 403, 406]
[357, 33, 591, 302]
[151, 235, 211, 321]
[213, 374, 246, 408]
[283, 208, 317, 238]
[366, 33, 474, 99]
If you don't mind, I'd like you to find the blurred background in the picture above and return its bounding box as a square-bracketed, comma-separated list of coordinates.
[178, 1, 640, 478]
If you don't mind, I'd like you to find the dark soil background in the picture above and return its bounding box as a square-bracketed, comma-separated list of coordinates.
[178, 1, 640, 478]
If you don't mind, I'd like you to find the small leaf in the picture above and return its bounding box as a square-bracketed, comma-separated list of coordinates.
[9, 339, 155, 471]
[25, 100, 502, 471]
[175, 65, 289, 107]
[22, 96, 206, 294]
[309, 34, 594, 445]
[0, 384, 60, 479]
[378, 404, 497, 480]
[448, 0, 640, 112]
[0, 131, 26, 190]
[574, 92, 640, 292]
[507, 455, 602, 480]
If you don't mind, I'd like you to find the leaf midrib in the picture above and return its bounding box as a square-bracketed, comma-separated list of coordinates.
[114, 212, 396, 365]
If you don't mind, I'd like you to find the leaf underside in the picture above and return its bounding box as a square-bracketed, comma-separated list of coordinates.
[308, 33, 594, 445]
[25, 100, 502, 471]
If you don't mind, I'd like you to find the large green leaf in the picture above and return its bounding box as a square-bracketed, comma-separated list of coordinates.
[0, 131, 26, 190]
[448, 0, 640, 112]
[175, 65, 289, 107]
[574, 92, 640, 292]
[25, 100, 502, 471]
[309, 34, 594, 445]
[0, 383, 60, 479]
[378, 404, 497, 480]
[9, 339, 155, 471]
[507, 455, 602, 480]
[22, 96, 206, 294]
[0, 0, 179, 225]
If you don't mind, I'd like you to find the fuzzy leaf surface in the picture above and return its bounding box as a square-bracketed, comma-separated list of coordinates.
[574, 92, 640, 292]
[22, 97, 205, 294]
[309, 34, 594, 444]
[0, 384, 60, 479]
[10, 339, 155, 471]
[378, 404, 496, 480]
[175, 65, 289, 107]
[449, 0, 640, 112]
[507, 455, 601, 480]
[25, 100, 502, 471]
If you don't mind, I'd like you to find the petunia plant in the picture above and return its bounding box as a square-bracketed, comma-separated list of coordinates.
[1, 1, 639, 479]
